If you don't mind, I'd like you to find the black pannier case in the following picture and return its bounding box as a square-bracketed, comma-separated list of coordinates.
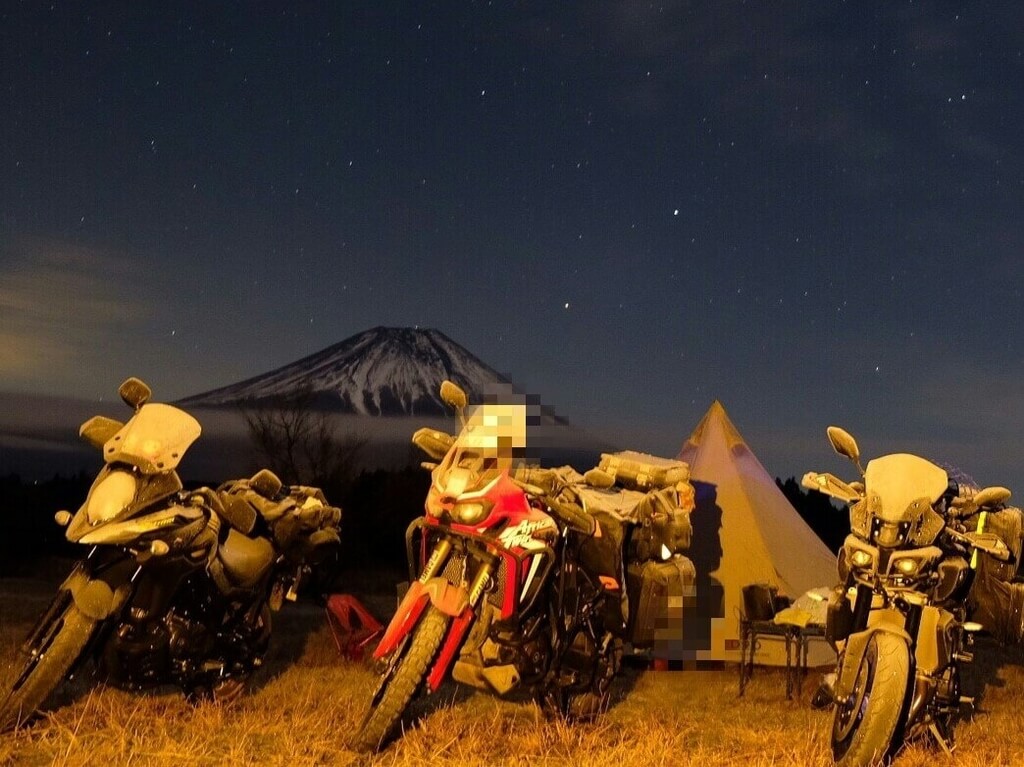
[626, 557, 696, 647]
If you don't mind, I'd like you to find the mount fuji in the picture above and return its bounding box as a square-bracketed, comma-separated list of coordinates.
[179, 326, 519, 416]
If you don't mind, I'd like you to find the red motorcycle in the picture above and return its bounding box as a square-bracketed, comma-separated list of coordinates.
[353, 381, 695, 751]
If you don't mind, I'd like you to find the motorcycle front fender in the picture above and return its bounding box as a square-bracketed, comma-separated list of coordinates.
[373, 577, 470, 660]
[835, 610, 912, 703]
[62, 559, 135, 622]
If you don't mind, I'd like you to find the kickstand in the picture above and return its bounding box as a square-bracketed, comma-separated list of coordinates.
[928, 722, 955, 758]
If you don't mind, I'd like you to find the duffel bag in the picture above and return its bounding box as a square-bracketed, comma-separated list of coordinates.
[599, 451, 690, 491]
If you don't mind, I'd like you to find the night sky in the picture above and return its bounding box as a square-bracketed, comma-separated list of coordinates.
[2, 2, 1022, 488]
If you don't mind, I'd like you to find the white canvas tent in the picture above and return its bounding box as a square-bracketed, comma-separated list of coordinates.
[677, 401, 837, 666]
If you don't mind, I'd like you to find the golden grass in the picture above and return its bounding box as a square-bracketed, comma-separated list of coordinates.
[2, 580, 1023, 767]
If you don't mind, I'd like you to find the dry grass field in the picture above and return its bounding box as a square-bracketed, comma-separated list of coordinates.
[2, 574, 1023, 767]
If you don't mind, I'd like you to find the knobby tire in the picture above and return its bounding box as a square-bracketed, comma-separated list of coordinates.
[352, 605, 450, 752]
[0, 598, 97, 732]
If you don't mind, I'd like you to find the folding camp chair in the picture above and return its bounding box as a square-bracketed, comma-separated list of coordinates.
[738, 583, 800, 699]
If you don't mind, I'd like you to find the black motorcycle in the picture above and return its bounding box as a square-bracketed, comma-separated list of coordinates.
[804, 426, 1013, 766]
[0, 378, 341, 731]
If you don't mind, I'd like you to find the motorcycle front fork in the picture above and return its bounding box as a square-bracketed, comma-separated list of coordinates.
[419, 539, 453, 582]
[420, 538, 494, 610]
[899, 598, 976, 756]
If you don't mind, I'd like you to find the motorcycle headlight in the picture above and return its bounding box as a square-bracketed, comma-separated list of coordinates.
[850, 549, 874, 568]
[85, 471, 138, 525]
[893, 557, 920, 576]
[452, 499, 494, 524]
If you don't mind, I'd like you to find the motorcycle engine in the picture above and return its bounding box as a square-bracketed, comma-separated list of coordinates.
[166, 608, 216, 665]
[102, 622, 172, 688]
[459, 606, 551, 684]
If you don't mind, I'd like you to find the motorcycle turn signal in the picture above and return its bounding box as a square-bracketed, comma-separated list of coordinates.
[149, 540, 170, 556]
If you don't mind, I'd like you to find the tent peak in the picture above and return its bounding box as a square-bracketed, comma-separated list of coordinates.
[680, 400, 746, 454]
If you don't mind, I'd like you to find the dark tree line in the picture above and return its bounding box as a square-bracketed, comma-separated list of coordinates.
[776, 476, 850, 552]
[0, 473, 91, 575]
[239, 389, 427, 579]
[240, 388, 367, 491]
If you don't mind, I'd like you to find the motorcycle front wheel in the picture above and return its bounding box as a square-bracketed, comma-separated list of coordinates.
[0, 593, 98, 732]
[831, 632, 910, 767]
[351, 605, 450, 753]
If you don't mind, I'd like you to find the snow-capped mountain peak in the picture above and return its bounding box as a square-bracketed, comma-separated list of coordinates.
[178, 326, 513, 416]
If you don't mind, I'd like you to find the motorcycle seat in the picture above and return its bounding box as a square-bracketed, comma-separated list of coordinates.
[218, 528, 275, 588]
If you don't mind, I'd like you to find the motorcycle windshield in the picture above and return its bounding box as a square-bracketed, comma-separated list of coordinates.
[434, 403, 527, 497]
[863, 453, 948, 524]
[103, 403, 201, 473]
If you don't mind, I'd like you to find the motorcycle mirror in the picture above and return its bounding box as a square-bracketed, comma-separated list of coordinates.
[118, 377, 152, 410]
[250, 468, 283, 498]
[826, 426, 864, 473]
[439, 380, 468, 411]
[79, 415, 125, 449]
[440, 380, 468, 429]
[974, 486, 1011, 509]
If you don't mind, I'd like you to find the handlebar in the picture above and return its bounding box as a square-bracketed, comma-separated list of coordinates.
[945, 526, 1012, 562]
[801, 471, 863, 504]
[507, 475, 595, 535]
[544, 496, 597, 536]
